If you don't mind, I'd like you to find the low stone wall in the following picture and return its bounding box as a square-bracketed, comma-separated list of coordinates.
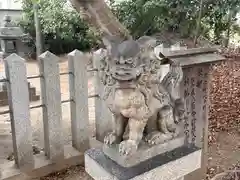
[0, 50, 92, 180]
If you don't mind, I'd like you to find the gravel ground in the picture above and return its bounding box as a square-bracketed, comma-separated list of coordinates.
[34, 166, 93, 180]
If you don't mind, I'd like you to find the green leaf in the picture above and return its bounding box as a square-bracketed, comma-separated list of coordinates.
[18, 0, 99, 55]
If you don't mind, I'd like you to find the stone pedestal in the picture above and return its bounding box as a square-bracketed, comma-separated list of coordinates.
[102, 136, 185, 168]
[85, 146, 201, 180]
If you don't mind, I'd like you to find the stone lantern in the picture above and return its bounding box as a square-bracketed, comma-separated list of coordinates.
[0, 15, 25, 58]
[0, 15, 40, 106]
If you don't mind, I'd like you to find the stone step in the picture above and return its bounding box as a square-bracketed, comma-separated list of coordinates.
[29, 87, 40, 101]
[29, 87, 40, 100]
[0, 91, 8, 99]
[30, 95, 40, 101]
[0, 82, 33, 91]
[0, 99, 8, 106]
[30, 87, 36, 95]
[0, 87, 40, 106]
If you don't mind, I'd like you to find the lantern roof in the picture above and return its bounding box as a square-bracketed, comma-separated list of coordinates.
[0, 15, 25, 39]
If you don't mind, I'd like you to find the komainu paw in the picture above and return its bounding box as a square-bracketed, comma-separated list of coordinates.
[104, 132, 119, 145]
[119, 140, 138, 156]
[145, 131, 173, 145]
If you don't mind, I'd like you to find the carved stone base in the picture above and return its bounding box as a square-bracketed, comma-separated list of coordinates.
[103, 136, 185, 167]
[85, 146, 201, 180]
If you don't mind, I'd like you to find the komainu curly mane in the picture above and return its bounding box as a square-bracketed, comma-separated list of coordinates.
[98, 35, 185, 155]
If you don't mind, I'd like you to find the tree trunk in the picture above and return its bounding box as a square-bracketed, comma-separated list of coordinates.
[33, 3, 43, 59]
[70, 0, 131, 39]
[224, 9, 233, 47]
[194, 0, 203, 46]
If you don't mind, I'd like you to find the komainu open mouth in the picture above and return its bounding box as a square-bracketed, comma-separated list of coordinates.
[111, 66, 137, 81]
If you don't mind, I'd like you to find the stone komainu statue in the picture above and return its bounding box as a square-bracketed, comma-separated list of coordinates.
[99, 36, 185, 155]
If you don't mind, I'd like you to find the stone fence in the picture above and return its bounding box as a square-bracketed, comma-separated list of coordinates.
[0, 50, 94, 180]
[0, 47, 225, 180]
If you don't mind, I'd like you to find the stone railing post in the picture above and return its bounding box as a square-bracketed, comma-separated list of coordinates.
[39, 51, 64, 163]
[92, 49, 113, 142]
[4, 54, 34, 171]
[68, 50, 90, 152]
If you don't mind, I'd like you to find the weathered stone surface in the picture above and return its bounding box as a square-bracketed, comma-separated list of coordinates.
[180, 65, 211, 146]
[4, 54, 34, 170]
[68, 50, 90, 152]
[98, 36, 185, 156]
[39, 51, 64, 162]
[103, 136, 185, 167]
[91, 44, 225, 179]
[93, 49, 113, 142]
[85, 146, 201, 180]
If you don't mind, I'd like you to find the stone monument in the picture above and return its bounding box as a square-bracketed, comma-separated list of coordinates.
[0, 15, 40, 106]
[84, 35, 226, 180]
